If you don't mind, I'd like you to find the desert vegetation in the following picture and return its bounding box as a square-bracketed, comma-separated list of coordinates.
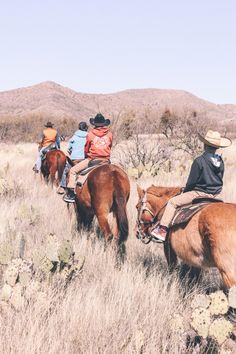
[1, 138, 236, 353]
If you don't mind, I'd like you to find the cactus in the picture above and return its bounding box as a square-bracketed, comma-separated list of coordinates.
[209, 291, 229, 315]
[190, 308, 211, 338]
[58, 240, 73, 263]
[208, 318, 233, 344]
[9, 283, 25, 310]
[45, 233, 60, 262]
[0, 284, 12, 301]
[0, 241, 14, 265]
[191, 294, 210, 310]
[4, 263, 19, 287]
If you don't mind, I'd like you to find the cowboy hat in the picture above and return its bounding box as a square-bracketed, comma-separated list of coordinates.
[89, 113, 110, 127]
[198, 130, 231, 148]
[44, 121, 54, 128]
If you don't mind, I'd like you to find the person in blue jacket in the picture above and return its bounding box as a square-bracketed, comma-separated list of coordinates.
[57, 121, 88, 194]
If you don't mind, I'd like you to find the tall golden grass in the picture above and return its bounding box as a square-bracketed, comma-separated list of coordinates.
[0, 142, 235, 353]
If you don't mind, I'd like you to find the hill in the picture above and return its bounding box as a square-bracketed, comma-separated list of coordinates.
[0, 81, 236, 122]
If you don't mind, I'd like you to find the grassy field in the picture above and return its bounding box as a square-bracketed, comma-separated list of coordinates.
[0, 142, 235, 353]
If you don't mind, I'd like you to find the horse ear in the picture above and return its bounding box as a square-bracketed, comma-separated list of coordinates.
[137, 185, 144, 198]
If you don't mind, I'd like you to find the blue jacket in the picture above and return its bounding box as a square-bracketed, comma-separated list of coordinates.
[68, 130, 88, 160]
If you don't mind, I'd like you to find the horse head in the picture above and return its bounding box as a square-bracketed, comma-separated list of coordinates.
[135, 185, 181, 243]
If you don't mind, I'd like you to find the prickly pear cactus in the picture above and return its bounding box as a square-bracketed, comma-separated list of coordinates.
[209, 291, 229, 315]
[58, 240, 73, 263]
[191, 308, 211, 338]
[0, 284, 12, 301]
[45, 233, 60, 262]
[191, 294, 210, 310]
[0, 241, 14, 265]
[4, 263, 19, 286]
[209, 318, 233, 344]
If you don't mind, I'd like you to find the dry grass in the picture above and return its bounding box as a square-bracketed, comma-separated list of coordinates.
[0, 142, 236, 353]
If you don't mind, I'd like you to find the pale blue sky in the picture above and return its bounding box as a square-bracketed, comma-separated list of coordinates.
[0, 0, 236, 103]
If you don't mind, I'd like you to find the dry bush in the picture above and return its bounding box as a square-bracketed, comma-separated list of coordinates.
[0, 113, 78, 143]
[159, 109, 220, 158]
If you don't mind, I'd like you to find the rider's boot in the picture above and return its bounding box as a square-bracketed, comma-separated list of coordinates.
[32, 165, 39, 173]
[149, 225, 168, 243]
[63, 188, 75, 203]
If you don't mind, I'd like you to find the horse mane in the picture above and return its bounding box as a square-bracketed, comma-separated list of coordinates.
[147, 185, 182, 198]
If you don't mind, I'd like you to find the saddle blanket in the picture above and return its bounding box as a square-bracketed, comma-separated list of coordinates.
[76, 159, 110, 187]
[170, 198, 223, 227]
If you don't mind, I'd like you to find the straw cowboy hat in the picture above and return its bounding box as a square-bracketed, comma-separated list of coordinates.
[198, 130, 231, 148]
[90, 113, 110, 127]
[44, 121, 54, 128]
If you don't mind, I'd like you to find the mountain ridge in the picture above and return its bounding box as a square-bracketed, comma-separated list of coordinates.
[0, 81, 235, 122]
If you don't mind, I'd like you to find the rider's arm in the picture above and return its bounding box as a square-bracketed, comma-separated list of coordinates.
[84, 134, 91, 158]
[184, 159, 202, 193]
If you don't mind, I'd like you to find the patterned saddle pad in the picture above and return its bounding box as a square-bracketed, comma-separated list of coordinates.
[170, 197, 223, 227]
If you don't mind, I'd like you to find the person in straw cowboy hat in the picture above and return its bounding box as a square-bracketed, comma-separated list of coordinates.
[150, 130, 232, 243]
[63, 113, 112, 203]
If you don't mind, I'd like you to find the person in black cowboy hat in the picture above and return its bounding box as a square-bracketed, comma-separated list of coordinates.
[33, 121, 61, 172]
[63, 113, 112, 203]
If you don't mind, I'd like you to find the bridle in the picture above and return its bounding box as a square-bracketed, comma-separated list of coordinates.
[136, 191, 167, 244]
[136, 189, 181, 244]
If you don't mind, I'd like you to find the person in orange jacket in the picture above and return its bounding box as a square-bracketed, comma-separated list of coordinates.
[33, 121, 60, 172]
[63, 113, 112, 203]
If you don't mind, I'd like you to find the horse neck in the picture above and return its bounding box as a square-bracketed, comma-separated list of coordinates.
[146, 186, 182, 214]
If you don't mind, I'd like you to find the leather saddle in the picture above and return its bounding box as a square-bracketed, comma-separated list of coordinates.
[76, 159, 110, 187]
[42, 144, 57, 160]
[170, 197, 223, 227]
[79, 159, 110, 176]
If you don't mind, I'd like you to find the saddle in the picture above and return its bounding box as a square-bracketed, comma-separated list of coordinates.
[41, 144, 57, 161]
[170, 197, 223, 227]
[76, 159, 110, 187]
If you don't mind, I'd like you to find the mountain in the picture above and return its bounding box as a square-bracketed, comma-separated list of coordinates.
[0, 81, 236, 122]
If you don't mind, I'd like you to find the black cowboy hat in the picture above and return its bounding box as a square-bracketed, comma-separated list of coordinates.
[45, 121, 54, 128]
[89, 113, 110, 127]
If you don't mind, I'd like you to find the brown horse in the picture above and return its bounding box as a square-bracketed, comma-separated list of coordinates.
[136, 184, 236, 288]
[74, 164, 130, 257]
[41, 149, 67, 186]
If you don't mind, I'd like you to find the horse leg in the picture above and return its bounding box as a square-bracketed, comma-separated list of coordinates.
[96, 212, 113, 242]
[164, 238, 177, 273]
[49, 167, 56, 187]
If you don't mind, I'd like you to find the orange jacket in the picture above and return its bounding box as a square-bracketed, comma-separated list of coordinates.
[85, 127, 112, 159]
[42, 128, 58, 147]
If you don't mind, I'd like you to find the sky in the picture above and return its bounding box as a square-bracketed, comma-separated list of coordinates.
[0, 0, 236, 103]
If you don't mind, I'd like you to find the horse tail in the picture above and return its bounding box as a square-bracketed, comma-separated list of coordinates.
[57, 152, 66, 182]
[113, 175, 129, 245]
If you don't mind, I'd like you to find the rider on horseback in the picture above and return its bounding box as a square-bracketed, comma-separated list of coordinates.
[150, 130, 231, 242]
[57, 121, 88, 194]
[33, 121, 60, 173]
[63, 113, 112, 203]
